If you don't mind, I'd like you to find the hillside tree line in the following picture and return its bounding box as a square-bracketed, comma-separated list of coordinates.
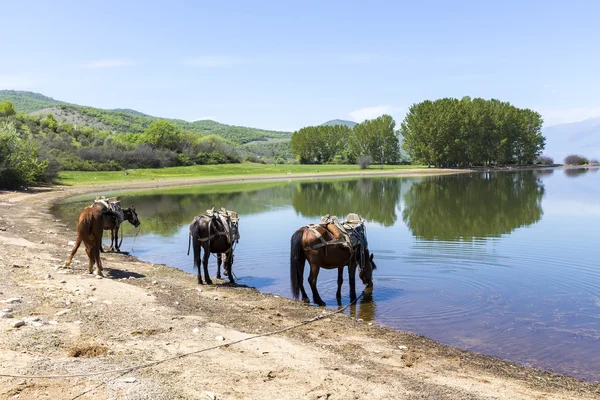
[291, 114, 403, 166]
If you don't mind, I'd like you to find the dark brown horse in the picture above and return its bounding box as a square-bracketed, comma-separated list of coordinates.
[64, 206, 117, 276]
[188, 215, 239, 284]
[290, 224, 376, 306]
[92, 203, 140, 252]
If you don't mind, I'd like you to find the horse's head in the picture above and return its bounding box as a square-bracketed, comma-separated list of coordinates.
[125, 206, 141, 228]
[230, 218, 240, 242]
[358, 250, 376, 288]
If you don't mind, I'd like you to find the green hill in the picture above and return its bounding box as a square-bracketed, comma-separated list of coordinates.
[0, 90, 291, 145]
[0, 90, 65, 113]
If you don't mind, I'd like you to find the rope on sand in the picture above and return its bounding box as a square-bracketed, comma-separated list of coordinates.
[0, 292, 366, 379]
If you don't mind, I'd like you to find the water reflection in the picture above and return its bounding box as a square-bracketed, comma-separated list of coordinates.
[292, 178, 402, 226]
[402, 171, 544, 240]
[564, 167, 590, 178]
[347, 290, 376, 322]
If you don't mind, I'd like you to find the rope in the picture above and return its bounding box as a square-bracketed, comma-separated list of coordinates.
[0, 292, 365, 379]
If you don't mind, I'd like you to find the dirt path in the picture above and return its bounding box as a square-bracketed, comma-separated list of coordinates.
[0, 172, 598, 399]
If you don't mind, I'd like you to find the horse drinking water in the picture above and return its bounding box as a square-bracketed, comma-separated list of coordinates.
[188, 208, 240, 284]
[64, 206, 118, 276]
[290, 213, 376, 306]
[92, 197, 140, 252]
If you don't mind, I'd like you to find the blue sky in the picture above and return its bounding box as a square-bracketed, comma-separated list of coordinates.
[1, 0, 599, 131]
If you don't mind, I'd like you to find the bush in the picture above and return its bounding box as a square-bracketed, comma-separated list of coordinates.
[535, 155, 554, 165]
[358, 155, 372, 169]
[564, 154, 589, 165]
[590, 158, 599, 164]
[0, 121, 49, 189]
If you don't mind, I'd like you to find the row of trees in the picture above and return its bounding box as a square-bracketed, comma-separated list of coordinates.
[291, 115, 403, 166]
[400, 97, 545, 167]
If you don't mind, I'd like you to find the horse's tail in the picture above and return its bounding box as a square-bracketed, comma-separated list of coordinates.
[290, 229, 306, 300]
[187, 226, 192, 256]
[189, 219, 201, 270]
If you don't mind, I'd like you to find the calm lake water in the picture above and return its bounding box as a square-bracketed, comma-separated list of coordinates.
[53, 168, 600, 381]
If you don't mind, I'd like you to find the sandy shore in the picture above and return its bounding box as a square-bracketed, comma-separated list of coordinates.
[0, 169, 598, 399]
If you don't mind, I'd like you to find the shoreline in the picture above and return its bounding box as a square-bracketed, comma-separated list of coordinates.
[0, 168, 598, 399]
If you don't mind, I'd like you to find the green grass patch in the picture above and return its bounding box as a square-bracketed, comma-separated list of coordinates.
[57, 163, 426, 186]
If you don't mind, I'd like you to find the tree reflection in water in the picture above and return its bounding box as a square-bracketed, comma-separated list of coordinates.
[402, 171, 545, 241]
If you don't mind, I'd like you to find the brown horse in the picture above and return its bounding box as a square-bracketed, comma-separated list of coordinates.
[92, 203, 140, 252]
[290, 224, 376, 306]
[64, 206, 117, 276]
[188, 214, 239, 285]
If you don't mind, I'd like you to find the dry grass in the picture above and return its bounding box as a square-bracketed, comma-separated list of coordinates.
[67, 344, 108, 358]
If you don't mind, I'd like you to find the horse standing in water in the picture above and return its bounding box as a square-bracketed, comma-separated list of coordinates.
[64, 206, 117, 276]
[92, 199, 141, 252]
[290, 216, 376, 306]
[188, 209, 240, 285]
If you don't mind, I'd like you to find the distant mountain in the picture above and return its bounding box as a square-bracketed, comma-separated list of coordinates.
[0, 90, 291, 144]
[542, 118, 600, 163]
[321, 119, 357, 128]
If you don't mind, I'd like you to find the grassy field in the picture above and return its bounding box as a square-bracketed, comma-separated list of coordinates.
[57, 163, 426, 186]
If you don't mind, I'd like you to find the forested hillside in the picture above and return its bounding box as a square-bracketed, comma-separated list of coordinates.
[0, 91, 291, 145]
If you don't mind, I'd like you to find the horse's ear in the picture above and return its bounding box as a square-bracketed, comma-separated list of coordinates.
[370, 253, 374, 261]
[131, 206, 135, 211]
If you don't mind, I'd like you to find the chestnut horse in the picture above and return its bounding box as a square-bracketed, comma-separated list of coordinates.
[188, 214, 239, 285]
[290, 224, 376, 306]
[64, 206, 117, 276]
[92, 202, 140, 252]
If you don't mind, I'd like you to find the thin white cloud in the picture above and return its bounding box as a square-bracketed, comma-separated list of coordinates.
[184, 55, 248, 67]
[348, 105, 403, 122]
[81, 59, 132, 69]
[540, 107, 600, 126]
[0, 75, 35, 89]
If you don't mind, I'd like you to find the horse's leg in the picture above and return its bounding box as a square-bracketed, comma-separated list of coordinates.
[64, 236, 82, 267]
[336, 266, 344, 305]
[307, 264, 325, 306]
[226, 254, 234, 283]
[298, 261, 309, 303]
[114, 225, 120, 252]
[202, 245, 213, 285]
[348, 263, 357, 302]
[85, 246, 94, 274]
[94, 244, 104, 277]
[216, 254, 222, 279]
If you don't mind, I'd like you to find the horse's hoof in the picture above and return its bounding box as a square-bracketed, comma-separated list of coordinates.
[216, 274, 221, 279]
[302, 298, 310, 304]
[317, 301, 326, 307]
[206, 279, 213, 285]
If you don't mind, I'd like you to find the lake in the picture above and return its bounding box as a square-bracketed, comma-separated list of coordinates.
[53, 167, 600, 381]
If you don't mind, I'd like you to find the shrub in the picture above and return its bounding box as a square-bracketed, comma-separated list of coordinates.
[535, 155, 554, 165]
[0, 121, 49, 189]
[358, 155, 372, 169]
[564, 154, 589, 165]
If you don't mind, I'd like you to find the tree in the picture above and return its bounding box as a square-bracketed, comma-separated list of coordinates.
[351, 114, 400, 168]
[400, 97, 545, 167]
[142, 120, 182, 151]
[0, 101, 16, 117]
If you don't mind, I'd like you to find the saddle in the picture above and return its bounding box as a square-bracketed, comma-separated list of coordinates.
[306, 213, 368, 250]
[94, 196, 125, 222]
[198, 207, 240, 243]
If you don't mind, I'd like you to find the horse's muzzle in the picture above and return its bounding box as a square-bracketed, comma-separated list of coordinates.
[365, 280, 373, 288]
